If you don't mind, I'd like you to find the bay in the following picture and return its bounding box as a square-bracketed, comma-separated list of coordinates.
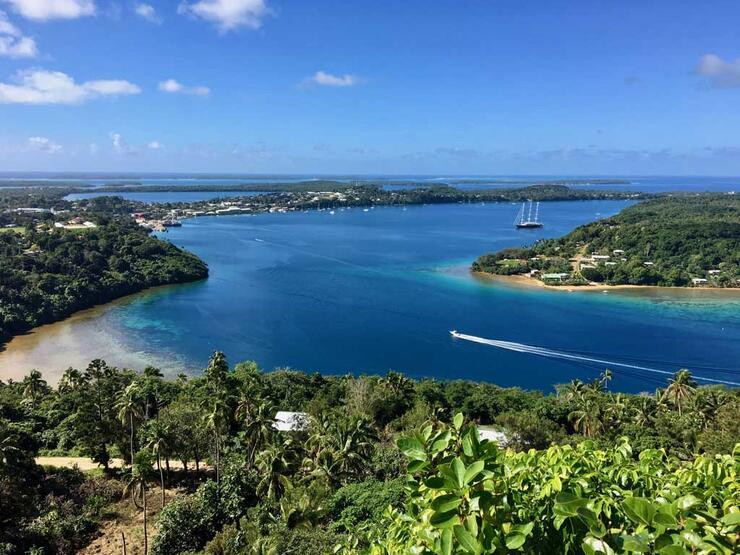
[1, 199, 738, 392]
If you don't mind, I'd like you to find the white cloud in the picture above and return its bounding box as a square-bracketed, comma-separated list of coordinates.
[109, 131, 138, 155]
[306, 70, 361, 87]
[28, 135, 62, 153]
[695, 53, 740, 88]
[2, 0, 95, 21]
[134, 2, 160, 23]
[0, 69, 141, 104]
[0, 10, 37, 57]
[147, 140, 163, 149]
[158, 78, 210, 96]
[178, 0, 270, 32]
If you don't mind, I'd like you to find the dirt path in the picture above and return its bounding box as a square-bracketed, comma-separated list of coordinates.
[36, 456, 205, 471]
[36, 456, 124, 471]
[80, 488, 180, 555]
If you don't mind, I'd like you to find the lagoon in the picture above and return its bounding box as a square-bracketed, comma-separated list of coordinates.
[1, 200, 739, 392]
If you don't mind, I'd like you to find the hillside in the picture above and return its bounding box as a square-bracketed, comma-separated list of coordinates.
[1, 356, 738, 553]
[472, 194, 740, 287]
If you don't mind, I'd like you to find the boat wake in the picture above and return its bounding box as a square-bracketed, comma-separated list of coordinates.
[449, 331, 740, 386]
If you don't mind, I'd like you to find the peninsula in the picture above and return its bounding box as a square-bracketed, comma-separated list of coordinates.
[472, 193, 739, 288]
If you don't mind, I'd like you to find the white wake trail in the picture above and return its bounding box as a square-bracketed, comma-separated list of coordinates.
[451, 332, 740, 386]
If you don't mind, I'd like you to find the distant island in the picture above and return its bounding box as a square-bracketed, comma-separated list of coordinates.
[472, 193, 740, 288]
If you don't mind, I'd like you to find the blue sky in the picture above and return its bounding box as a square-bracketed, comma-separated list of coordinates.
[0, 0, 739, 174]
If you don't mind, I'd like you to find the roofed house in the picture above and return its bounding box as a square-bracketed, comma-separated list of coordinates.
[273, 411, 309, 432]
[542, 273, 570, 283]
[691, 278, 708, 286]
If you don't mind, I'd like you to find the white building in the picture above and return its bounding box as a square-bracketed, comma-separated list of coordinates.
[273, 411, 309, 432]
[478, 428, 507, 446]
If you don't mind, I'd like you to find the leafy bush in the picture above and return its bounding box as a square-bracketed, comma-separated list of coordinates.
[346, 414, 739, 554]
[327, 478, 406, 534]
[151, 480, 221, 555]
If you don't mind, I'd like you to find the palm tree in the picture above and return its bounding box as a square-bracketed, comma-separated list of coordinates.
[693, 387, 725, 429]
[255, 441, 293, 500]
[0, 424, 21, 468]
[21, 370, 47, 409]
[568, 395, 603, 438]
[633, 396, 656, 427]
[240, 401, 275, 468]
[662, 369, 697, 416]
[58, 368, 84, 394]
[305, 415, 376, 486]
[204, 397, 229, 502]
[144, 421, 169, 508]
[117, 382, 143, 467]
[123, 450, 154, 554]
[600, 369, 613, 391]
[605, 393, 628, 427]
[557, 379, 585, 402]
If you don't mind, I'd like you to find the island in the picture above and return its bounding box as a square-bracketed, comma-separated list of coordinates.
[0, 199, 208, 345]
[472, 193, 740, 288]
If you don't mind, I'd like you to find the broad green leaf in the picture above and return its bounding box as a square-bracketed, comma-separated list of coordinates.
[407, 460, 428, 473]
[622, 497, 656, 526]
[658, 545, 689, 555]
[554, 492, 588, 516]
[676, 495, 700, 511]
[465, 515, 478, 537]
[513, 522, 534, 537]
[505, 532, 526, 550]
[582, 536, 615, 555]
[439, 529, 453, 555]
[431, 494, 462, 513]
[654, 509, 678, 528]
[454, 525, 481, 554]
[452, 457, 466, 489]
[463, 460, 485, 485]
[432, 437, 450, 454]
[679, 530, 703, 548]
[430, 509, 459, 529]
[397, 437, 426, 460]
[453, 412, 464, 429]
[552, 474, 562, 492]
[621, 534, 650, 553]
[424, 476, 446, 489]
[721, 511, 740, 526]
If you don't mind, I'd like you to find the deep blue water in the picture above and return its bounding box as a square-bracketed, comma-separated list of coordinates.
[49, 199, 738, 394]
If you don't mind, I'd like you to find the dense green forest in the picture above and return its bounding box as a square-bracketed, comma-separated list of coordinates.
[0, 209, 208, 343]
[1, 356, 737, 553]
[472, 194, 740, 287]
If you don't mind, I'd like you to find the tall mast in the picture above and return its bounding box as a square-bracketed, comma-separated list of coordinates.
[535, 201, 540, 222]
[527, 200, 533, 221]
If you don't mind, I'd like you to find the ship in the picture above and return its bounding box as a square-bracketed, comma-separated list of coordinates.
[514, 200, 543, 229]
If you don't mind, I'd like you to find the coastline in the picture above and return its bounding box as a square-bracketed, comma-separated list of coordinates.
[0, 282, 199, 384]
[472, 271, 740, 294]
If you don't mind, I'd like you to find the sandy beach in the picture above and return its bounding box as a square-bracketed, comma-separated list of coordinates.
[473, 272, 740, 294]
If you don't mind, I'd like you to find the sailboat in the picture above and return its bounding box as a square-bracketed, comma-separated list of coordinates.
[514, 200, 543, 229]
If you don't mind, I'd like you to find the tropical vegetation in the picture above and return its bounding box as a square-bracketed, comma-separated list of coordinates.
[0, 354, 737, 553]
[473, 194, 740, 287]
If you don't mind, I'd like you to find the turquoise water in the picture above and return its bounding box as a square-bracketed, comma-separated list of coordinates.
[58, 199, 737, 393]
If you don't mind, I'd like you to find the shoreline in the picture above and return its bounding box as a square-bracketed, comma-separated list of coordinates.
[473, 271, 740, 294]
[0, 282, 199, 384]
